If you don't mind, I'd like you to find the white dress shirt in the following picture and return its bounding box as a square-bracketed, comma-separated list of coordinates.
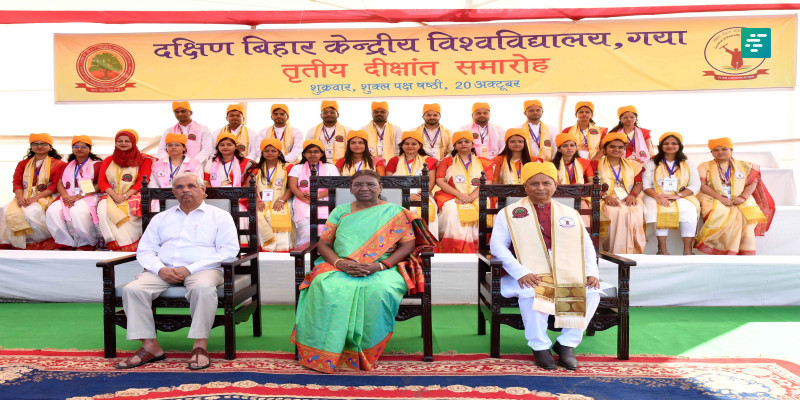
[490, 204, 599, 299]
[137, 201, 239, 275]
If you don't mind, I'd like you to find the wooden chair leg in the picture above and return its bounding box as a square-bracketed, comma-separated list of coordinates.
[586, 327, 596, 336]
[422, 299, 433, 362]
[103, 306, 116, 358]
[477, 303, 486, 336]
[489, 309, 501, 358]
[253, 296, 262, 337]
[224, 307, 236, 360]
[618, 313, 630, 360]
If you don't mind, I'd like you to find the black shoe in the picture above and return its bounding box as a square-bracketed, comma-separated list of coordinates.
[532, 349, 556, 370]
[552, 341, 578, 370]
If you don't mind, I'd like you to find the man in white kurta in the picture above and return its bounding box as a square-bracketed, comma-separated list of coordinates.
[157, 101, 214, 164]
[249, 104, 305, 163]
[115, 173, 238, 371]
[490, 162, 600, 370]
[458, 102, 505, 159]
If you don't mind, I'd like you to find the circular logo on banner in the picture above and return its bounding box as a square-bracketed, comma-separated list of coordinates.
[704, 27, 767, 79]
[75, 43, 136, 93]
[121, 174, 134, 182]
[299, 180, 309, 188]
[558, 216, 577, 228]
[512, 207, 529, 219]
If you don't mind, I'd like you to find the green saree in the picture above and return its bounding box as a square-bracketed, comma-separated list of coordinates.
[291, 202, 419, 373]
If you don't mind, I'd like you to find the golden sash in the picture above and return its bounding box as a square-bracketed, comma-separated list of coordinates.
[313, 123, 348, 162]
[415, 124, 452, 160]
[567, 124, 603, 159]
[6, 157, 54, 236]
[652, 160, 699, 229]
[341, 157, 376, 176]
[506, 198, 587, 329]
[105, 161, 139, 228]
[220, 125, 250, 154]
[268, 124, 295, 158]
[498, 157, 523, 185]
[395, 153, 437, 222]
[556, 158, 585, 184]
[255, 162, 291, 245]
[447, 154, 482, 223]
[365, 122, 396, 162]
[522, 122, 552, 161]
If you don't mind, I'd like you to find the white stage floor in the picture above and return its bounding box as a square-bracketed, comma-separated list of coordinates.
[2, 251, 798, 307]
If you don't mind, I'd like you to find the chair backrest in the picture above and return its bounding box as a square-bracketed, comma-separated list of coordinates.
[477, 171, 606, 253]
[140, 175, 258, 256]
[308, 164, 430, 246]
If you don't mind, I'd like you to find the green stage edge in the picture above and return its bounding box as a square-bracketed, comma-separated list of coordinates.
[1, 304, 798, 360]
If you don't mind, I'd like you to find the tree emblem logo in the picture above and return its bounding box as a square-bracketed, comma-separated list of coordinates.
[75, 43, 136, 93]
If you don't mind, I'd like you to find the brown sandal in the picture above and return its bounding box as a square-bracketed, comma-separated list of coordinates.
[188, 347, 211, 370]
[114, 347, 166, 369]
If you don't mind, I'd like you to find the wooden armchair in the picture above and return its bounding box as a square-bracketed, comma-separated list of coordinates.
[97, 176, 262, 360]
[289, 165, 435, 361]
[476, 172, 636, 360]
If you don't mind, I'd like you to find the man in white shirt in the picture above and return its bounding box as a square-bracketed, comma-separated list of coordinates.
[249, 104, 304, 163]
[458, 102, 504, 158]
[359, 101, 403, 162]
[490, 162, 600, 371]
[520, 100, 557, 162]
[114, 172, 239, 371]
[158, 101, 214, 164]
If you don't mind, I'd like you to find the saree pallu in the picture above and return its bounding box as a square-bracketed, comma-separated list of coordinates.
[597, 158, 646, 254]
[695, 160, 775, 255]
[292, 202, 433, 373]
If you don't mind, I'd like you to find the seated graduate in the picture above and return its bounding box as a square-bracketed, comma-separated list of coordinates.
[642, 132, 700, 255]
[251, 138, 294, 252]
[114, 172, 239, 371]
[45, 135, 104, 250]
[292, 170, 435, 373]
[288, 139, 341, 248]
[490, 162, 600, 371]
[592, 132, 646, 254]
[0, 133, 66, 250]
[695, 137, 775, 255]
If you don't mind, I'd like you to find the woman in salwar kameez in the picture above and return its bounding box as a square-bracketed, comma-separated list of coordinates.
[292, 170, 434, 373]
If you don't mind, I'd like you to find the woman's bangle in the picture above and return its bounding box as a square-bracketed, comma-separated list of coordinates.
[333, 258, 343, 268]
[379, 260, 390, 270]
[276, 199, 285, 203]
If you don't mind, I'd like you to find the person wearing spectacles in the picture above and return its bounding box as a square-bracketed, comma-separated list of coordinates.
[0, 133, 65, 250]
[288, 139, 341, 247]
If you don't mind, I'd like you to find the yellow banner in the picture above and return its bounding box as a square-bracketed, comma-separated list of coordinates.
[54, 15, 796, 102]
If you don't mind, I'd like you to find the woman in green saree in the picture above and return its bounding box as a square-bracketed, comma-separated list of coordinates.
[291, 169, 431, 373]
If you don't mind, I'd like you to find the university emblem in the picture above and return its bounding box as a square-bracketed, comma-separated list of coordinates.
[511, 207, 529, 218]
[299, 180, 309, 188]
[36, 184, 48, 192]
[188, 134, 197, 141]
[75, 43, 136, 93]
[558, 216, 577, 228]
[471, 178, 480, 186]
[544, 140, 551, 147]
[65, 181, 71, 189]
[121, 173, 134, 182]
[237, 144, 246, 152]
[335, 135, 344, 143]
[703, 27, 770, 81]
[472, 132, 479, 139]
[589, 128, 599, 135]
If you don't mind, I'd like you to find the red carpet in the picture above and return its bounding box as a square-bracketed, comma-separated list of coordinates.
[2, 350, 799, 399]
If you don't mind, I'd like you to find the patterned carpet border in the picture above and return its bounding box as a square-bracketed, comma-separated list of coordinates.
[2, 350, 800, 400]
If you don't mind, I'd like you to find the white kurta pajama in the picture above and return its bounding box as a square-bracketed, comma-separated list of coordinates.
[123, 202, 239, 340]
[490, 205, 600, 351]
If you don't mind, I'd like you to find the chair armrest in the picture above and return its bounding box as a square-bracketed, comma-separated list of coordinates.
[477, 249, 503, 267]
[96, 254, 138, 269]
[289, 242, 318, 259]
[598, 251, 636, 266]
[221, 252, 258, 269]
